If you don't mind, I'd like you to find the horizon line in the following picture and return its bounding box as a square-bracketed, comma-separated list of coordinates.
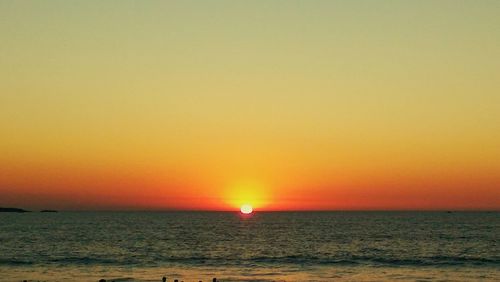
[5, 208, 499, 212]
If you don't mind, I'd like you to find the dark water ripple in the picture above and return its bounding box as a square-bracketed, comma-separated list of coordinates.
[0, 212, 499, 270]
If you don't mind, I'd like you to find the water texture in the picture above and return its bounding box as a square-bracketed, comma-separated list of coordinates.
[0, 212, 498, 281]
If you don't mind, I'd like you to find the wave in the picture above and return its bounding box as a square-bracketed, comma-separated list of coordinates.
[0, 258, 34, 266]
[1, 255, 498, 268]
[352, 256, 500, 267]
[48, 257, 123, 265]
[246, 255, 500, 267]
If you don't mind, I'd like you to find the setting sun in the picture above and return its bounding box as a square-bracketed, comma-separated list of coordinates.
[240, 204, 253, 214]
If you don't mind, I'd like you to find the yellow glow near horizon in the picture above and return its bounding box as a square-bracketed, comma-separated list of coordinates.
[224, 180, 270, 210]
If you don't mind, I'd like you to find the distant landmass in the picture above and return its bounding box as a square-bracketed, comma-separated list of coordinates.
[0, 207, 58, 213]
[0, 207, 30, 213]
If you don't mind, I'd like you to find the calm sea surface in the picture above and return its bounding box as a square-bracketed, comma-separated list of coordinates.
[0, 212, 499, 281]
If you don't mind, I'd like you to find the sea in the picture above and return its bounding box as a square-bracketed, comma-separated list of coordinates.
[0, 211, 498, 281]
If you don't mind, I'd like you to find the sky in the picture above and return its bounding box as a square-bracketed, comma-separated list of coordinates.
[1, 0, 499, 211]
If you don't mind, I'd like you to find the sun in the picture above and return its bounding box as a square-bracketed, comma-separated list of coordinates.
[240, 204, 253, 214]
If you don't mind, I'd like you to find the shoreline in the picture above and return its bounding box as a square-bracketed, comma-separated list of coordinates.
[3, 263, 500, 282]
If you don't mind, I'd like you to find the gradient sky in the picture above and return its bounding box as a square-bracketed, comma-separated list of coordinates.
[1, 0, 499, 210]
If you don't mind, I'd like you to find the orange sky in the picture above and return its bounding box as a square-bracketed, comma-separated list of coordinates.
[1, 1, 499, 211]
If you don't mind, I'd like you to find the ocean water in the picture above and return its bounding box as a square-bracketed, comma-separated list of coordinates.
[0, 212, 499, 281]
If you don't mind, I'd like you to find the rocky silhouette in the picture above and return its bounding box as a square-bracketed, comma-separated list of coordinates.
[0, 207, 30, 213]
